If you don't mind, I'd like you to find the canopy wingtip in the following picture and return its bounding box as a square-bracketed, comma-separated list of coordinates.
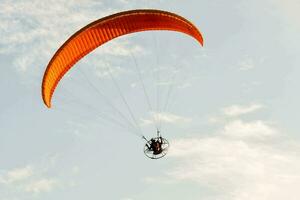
[43, 98, 52, 108]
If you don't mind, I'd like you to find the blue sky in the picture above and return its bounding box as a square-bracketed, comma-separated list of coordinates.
[1, 0, 300, 199]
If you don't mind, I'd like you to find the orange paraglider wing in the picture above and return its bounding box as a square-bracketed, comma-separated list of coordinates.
[42, 9, 203, 108]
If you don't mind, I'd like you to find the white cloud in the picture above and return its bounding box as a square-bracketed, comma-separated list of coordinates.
[222, 120, 277, 140]
[209, 103, 264, 125]
[25, 178, 57, 194]
[167, 137, 300, 200]
[0, 0, 84, 75]
[0, 158, 66, 197]
[0, 166, 33, 184]
[140, 112, 191, 126]
[222, 103, 263, 117]
[0, 0, 143, 81]
[147, 117, 300, 200]
[238, 58, 255, 71]
[93, 62, 124, 78]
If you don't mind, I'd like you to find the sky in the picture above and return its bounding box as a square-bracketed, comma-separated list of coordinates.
[1, 0, 300, 199]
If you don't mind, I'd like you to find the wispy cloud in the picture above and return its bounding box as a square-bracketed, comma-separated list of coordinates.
[140, 112, 191, 126]
[0, 166, 33, 184]
[0, 164, 60, 196]
[25, 178, 57, 194]
[92, 61, 124, 79]
[0, 155, 73, 197]
[238, 57, 255, 71]
[0, 0, 144, 82]
[209, 103, 263, 125]
[222, 103, 263, 117]
[222, 120, 277, 140]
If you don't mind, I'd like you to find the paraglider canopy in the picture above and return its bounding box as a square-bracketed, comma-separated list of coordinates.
[41, 9, 203, 108]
